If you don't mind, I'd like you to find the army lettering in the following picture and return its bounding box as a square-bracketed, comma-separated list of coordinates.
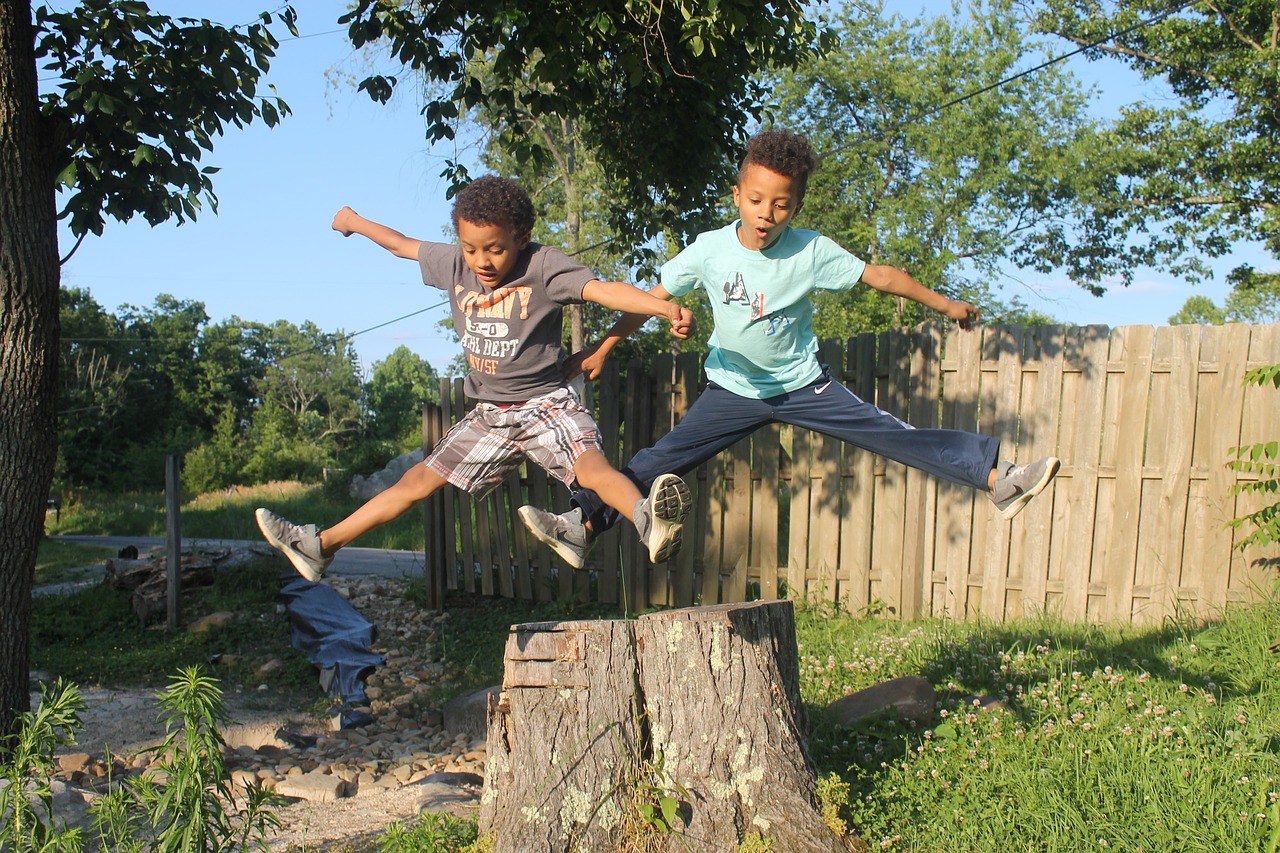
[455, 283, 533, 373]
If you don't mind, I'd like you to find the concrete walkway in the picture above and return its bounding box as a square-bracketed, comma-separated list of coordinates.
[50, 535, 427, 581]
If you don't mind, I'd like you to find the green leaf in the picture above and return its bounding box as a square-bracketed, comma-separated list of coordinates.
[659, 795, 679, 828]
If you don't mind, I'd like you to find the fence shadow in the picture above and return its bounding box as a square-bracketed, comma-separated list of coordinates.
[421, 323, 1280, 628]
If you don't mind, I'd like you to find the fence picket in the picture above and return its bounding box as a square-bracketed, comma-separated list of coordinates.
[416, 324, 1279, 625]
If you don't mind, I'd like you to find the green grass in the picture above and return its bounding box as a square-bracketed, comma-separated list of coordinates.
[35, 539, 114, 586]
[48, 481, 425, 550]
[31, 558, 317, 696]
[40, 486, 1280, 850]
[796, 601, 1280, 852]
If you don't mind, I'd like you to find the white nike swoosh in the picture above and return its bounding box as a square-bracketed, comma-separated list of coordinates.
[814, 380, 833, 394]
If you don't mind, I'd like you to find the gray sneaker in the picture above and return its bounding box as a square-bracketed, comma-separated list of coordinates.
[255, 507, 333, 581]
[989, 457, 1061, 520]
[518, 505, 593, 569]
[633, 473, 692, 563]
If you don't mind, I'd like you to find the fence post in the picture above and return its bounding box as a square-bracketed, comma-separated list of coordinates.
[165, 454, 181, 632]
[422, 401, 445, 611]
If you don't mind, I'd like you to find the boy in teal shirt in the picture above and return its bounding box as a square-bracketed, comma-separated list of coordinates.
[519, 130, 1059, 568]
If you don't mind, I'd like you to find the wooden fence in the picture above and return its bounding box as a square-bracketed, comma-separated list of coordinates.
[420, 323, 1280, 625]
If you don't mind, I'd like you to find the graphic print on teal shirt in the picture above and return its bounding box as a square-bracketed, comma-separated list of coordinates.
[662, 222, 867, 399]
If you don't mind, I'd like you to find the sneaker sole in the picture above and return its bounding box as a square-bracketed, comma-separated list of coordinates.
[517, 506, 589, 570]
[255, 507, 326, 582]
[999, 457, 1061, 520]
[645, 474, 692, 563]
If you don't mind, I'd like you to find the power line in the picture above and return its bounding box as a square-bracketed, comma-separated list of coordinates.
[279, 301, 451, 362]
[889, 0, 1200, 132]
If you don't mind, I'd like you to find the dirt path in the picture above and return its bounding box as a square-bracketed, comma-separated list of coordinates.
[36, 575, 487, 851]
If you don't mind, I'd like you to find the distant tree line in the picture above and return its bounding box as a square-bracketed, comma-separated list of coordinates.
[57, 286, 438, 494]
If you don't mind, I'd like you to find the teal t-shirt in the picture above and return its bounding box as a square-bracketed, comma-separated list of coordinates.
[661, 222, 867, 398]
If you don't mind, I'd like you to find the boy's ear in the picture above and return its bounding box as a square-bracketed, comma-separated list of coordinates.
[516, 232, 532, 249]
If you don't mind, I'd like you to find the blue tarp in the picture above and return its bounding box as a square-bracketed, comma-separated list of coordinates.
[277, 574, 385, 728]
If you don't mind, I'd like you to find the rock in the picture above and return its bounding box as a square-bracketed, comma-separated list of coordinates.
[57, 753, 91, 773]
[253, 657, 284, 676]
[413, 781, 481, 817]
[420, 771, 484, 787]
[349, 450, 425, 500]
[223, 724, 291, 751]
[826, 675, 938, 729]
[957, 694, 1011, 714]
[187, 611, 235, 633]
[442, 686, 500, 740]
[275, 771, 347, 802]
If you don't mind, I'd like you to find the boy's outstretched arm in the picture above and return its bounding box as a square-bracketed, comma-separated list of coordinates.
[571, 282, 691, 380]
[861, 264, 980, 330]
[332, 206, 423, 260]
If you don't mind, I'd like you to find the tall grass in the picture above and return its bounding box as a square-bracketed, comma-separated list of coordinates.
[48, 482, 425, 551]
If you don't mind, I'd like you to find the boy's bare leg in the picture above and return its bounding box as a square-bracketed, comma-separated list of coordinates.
[319, 464, 449, 554]
[571, 450, 689, 562]
[572, 450, 643, 517]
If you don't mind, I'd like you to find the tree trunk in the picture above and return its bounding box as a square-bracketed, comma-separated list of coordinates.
[0, 0, 62, 746]
[479, 619, 640, 852]
[480, 601, 847, 852]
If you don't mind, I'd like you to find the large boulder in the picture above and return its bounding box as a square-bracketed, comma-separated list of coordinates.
[349, 449, 425, 500]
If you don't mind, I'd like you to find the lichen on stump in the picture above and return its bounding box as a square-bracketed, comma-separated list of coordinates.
[479, 600, 848, 852]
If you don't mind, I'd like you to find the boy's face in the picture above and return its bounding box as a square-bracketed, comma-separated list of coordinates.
[457, 219, 530, 287]
[733, 162, 803, 251]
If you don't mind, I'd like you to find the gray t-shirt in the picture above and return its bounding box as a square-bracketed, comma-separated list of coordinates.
[418, 241, 593, 402]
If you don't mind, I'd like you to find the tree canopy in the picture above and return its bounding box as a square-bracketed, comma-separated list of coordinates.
[1032, 0, 1280, 281]
[34, 0, 295, 238]
[1, 0, 299, 743]
[773, 0, 1087, 333]
[341, 0, 835, 271]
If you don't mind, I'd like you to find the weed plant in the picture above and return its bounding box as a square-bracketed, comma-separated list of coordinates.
[0, 679, 85, 852]
[797, 600, 1280, 852]
[379, 813, 489, 853]
[1, 671, 283, 853]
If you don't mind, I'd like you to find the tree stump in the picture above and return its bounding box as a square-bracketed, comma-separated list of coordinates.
[479, 618, 640, 852]
[479, 600, 847, 852]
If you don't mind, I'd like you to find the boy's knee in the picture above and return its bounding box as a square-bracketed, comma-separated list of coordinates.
[394, 464, 440, 499]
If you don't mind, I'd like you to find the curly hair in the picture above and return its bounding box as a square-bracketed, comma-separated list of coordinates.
[451, 175, 536, 238]
[738, 129, 819, 194]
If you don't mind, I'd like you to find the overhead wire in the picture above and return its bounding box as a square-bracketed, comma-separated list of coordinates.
[889, 0, 1202, 131]
[58, 0, 1199, 362]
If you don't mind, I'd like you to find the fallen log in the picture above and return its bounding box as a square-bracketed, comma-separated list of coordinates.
[104, 554, 219, 624]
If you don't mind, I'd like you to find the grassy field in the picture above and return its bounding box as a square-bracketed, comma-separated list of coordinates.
[35, 539, 115, 586]
[35, 486, 1280, 851]
[47, 481, 425, 550]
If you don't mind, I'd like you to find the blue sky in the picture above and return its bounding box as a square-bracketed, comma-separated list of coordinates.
[51, 1, 1266, 373]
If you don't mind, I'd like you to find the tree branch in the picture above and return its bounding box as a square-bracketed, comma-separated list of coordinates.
[1056, 31, 1222, 86]
[1204, 1, 1265, 51]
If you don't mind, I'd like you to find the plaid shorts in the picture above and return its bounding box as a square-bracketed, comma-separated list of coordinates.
[424, 387, 603, 496]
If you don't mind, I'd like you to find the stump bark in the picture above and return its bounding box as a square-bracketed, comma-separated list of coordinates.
[479, 600, 846, 852]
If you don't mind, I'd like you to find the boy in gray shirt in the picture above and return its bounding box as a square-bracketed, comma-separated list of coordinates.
[256, 176, 694, 580]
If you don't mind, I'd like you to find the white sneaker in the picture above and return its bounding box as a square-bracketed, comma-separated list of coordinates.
[989, 457, 1061, 520]
[518, 505, 593, 569]
[633, 474, 692, 563]
[255, 507, 333, 581]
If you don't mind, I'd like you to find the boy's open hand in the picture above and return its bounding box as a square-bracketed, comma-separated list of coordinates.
[332, 206, 358, 237]
[668, 305, 695, 340]
[944, 300, 981, 330]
